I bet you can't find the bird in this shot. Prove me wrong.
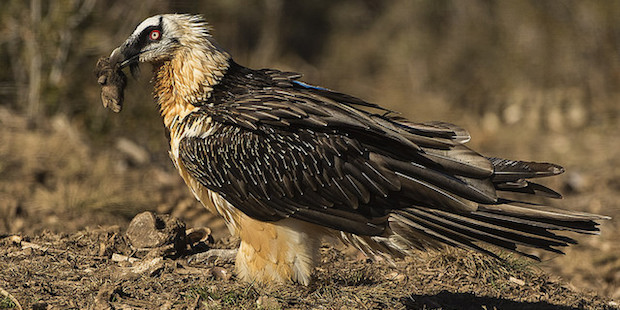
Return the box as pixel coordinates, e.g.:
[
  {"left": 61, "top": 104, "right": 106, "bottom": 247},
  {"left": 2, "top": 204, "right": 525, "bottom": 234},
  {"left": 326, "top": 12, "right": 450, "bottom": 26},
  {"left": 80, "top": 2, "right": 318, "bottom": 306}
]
[{"left": 106, "top": 14, "right": 609, "bottom": 285}]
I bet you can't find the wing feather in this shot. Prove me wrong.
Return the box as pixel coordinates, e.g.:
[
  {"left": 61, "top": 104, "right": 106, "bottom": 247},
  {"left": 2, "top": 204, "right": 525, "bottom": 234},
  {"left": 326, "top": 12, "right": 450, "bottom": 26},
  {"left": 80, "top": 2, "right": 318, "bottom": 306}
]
[
  {"left": 174, "top": 62, "right": 608, "bottom": 260},
  {"left": 178, "top": 101, "right": 507, "bottom": 236}
]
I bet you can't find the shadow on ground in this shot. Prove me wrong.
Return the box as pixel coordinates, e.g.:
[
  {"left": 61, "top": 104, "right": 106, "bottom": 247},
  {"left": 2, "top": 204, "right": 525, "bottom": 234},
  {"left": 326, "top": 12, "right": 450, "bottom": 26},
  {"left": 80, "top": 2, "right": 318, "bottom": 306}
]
[{"left": 406, "top": 290, "right": 608, "bottom": 310}]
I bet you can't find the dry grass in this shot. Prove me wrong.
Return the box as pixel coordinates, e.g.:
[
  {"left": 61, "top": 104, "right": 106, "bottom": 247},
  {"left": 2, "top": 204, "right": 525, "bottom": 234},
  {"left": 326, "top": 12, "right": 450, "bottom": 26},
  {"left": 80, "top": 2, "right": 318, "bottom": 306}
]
[{"left": 1, "top": 226, "right": 616, "bottom": 309}]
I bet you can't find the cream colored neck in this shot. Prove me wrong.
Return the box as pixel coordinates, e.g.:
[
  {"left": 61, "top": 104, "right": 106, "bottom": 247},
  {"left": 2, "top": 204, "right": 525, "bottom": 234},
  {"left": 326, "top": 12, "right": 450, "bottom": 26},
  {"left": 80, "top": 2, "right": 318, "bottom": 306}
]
[{"left": 152, "top": 43, "right": 230, "bottom": 129}]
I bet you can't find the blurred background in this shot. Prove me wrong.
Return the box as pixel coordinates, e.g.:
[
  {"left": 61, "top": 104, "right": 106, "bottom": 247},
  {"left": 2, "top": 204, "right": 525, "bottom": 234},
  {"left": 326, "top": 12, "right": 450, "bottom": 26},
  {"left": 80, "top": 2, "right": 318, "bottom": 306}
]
[{"left": 0, "top": 0, "right": 619, "bottom": 299}]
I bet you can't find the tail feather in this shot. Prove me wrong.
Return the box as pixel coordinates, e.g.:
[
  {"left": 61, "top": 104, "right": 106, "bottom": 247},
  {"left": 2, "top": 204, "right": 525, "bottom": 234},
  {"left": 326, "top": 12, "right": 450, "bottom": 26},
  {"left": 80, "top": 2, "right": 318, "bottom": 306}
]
[
  {"left": 475, "top": 204, "right": 608, "bottom": 234},
  {"left": 419, "top": 207, "right": 578, "bottom": 247},
  {"left": 489, "top": 157, "right": 564, "bottom": 182},
  {"left": 390, "top": 207, "right": 567, "bottom": 261},
  {"left": 389, "top": 211, "right": 506, "bottom": 259},
  {"left": 381, "top": 157, "right": 609, "bottom": 260},
  {"left": 495, "top": 180, "right": 563, "bottom": 199},
  {"left": 387, "top": 204, "right": 606, "bottom": 261},
  {"left": 345, "top": 150, "right": 609, "bottom": 262},
  {"left": 489, "top": 157, "right": 567, "bottom": 202}
]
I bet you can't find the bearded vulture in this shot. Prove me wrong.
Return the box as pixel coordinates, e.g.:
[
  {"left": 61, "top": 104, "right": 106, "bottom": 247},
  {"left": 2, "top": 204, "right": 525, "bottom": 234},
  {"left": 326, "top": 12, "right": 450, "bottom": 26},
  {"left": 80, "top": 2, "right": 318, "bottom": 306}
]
[{"left": 105, "top": 14, "right": 608, "bottom": 285}]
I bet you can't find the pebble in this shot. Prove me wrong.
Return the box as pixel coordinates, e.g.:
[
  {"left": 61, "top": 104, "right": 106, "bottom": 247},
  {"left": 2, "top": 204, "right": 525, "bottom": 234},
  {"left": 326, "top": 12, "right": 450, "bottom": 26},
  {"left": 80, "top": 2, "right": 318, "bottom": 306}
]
[
  {"left": 125, "top": 211, "right": 187, "bottom": 254},
  {"left": 256, "top": 295, "right": 280, "bottom": 309},
  {"left": 211, "top": 266, "right": 231, "bottom": 281}
]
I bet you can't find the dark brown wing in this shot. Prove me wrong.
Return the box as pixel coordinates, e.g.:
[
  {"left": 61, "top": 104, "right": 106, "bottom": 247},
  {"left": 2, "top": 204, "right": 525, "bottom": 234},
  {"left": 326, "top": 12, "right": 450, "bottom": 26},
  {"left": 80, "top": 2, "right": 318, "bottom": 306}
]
[
  {"left": 178, "top": 88, "right": 504, "bottom": 235},
  {"left": 179, "top": 66, "right": 608, "bottom": 259}
]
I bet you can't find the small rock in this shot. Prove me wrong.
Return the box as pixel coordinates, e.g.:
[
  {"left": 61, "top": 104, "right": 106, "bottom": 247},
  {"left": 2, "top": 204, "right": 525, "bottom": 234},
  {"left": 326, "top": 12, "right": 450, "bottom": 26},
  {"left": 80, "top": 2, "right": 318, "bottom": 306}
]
[
  {"left": 126, "top": 212, "right": 187, "bottom": 255},
  {"left": 211, "top": 266, "right": 231, "bottom": 281},
  {"left": 7, "top": 235, "right": 22, "bottom": 245},
  {"left": 256, "top": 295, "right": 280, "bottom": 309}
]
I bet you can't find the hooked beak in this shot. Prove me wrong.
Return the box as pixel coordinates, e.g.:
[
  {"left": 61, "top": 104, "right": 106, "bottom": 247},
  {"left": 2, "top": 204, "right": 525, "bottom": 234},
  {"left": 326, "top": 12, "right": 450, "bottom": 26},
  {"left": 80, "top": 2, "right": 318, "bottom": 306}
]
[
  {"left": 109, "top": 47, "right": 123, "bottom": 67},
  {"left": 110, "top": 46, "right": 134, "bottom": 69},
  {"left": 109, "top": 44, "right": 141, "bottom": 77}
]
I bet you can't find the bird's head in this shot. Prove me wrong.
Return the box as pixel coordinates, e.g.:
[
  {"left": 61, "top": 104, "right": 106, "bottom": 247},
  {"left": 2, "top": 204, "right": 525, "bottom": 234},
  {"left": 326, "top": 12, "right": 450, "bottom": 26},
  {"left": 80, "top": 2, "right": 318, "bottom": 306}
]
[{"left": 109, "top": 14, "right": 216, "bottom": 71}]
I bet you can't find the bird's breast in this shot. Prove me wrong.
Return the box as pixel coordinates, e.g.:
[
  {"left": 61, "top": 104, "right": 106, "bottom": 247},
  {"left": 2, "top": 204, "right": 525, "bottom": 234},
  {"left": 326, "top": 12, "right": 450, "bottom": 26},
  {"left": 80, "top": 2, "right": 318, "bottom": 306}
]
[{"left": 168, "top": 115, "right": 241, "bottom": 234}]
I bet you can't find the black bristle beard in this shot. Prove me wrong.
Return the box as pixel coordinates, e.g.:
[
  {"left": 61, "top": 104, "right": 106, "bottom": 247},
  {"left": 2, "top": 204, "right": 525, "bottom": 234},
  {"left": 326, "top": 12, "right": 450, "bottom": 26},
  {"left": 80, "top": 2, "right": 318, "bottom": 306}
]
[{"left": 130, "top": 63, "right": 141, "bottom": 79}]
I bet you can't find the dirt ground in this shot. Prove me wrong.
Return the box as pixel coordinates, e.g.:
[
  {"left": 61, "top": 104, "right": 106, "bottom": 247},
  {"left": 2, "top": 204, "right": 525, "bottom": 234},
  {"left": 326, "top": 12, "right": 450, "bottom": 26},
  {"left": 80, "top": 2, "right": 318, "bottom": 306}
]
[
  {"left": 0, "top": 108, "right": 619, "bottom": 309},
  {"left": 0, "top": 219, "right": 617, "bottom": 310}
]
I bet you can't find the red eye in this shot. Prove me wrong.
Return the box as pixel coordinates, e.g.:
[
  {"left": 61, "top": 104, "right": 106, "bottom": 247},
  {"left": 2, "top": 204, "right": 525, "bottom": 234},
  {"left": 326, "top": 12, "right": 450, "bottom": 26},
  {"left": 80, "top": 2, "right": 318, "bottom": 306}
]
[{"left": 149, "top": 30, "right": 161, "bottom": 41}]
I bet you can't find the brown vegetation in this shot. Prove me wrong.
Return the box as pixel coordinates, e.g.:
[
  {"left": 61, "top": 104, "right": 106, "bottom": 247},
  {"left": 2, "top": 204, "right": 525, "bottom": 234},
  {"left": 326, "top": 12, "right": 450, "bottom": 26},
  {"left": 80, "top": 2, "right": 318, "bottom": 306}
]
[{"left": 0, "top": 217, "right": 616, "bottom": 309}]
